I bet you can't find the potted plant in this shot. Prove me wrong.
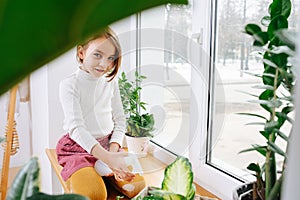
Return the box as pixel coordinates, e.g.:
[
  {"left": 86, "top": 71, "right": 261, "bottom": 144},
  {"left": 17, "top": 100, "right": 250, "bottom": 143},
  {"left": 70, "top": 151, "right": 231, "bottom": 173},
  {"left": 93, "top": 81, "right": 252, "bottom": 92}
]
[
  {"left": 234, "top": 0, "right": 296, "bottom": 199},
  {"left": 118, "top": 71, "right": 155, "bottom": 157},
  {"left": 133, "top": 156, "right": 218, "bottom": 200},
  {"left": 5, "top": 157, "right": 88, "bottom": 200}
]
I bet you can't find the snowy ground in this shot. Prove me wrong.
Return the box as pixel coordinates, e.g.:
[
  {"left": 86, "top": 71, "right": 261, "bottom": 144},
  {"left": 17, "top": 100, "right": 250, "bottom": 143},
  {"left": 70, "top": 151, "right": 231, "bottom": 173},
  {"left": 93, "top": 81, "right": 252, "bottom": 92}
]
[{"left": 151, "top": 59, "right": 290, "bottom": 178}]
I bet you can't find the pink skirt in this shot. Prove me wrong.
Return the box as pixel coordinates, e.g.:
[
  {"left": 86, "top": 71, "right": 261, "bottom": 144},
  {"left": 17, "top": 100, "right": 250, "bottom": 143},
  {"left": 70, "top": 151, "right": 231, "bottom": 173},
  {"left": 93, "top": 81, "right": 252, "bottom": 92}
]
[{"left": 56, "top": 133, "right": 111, "bottom": 181}]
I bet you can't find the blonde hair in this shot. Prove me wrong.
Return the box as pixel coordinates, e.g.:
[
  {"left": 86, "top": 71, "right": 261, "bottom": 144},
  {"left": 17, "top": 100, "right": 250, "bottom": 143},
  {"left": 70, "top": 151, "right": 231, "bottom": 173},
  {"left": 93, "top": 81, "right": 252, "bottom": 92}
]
[{"left": 77, "top": 27, "right": 122, "bottom": 81}]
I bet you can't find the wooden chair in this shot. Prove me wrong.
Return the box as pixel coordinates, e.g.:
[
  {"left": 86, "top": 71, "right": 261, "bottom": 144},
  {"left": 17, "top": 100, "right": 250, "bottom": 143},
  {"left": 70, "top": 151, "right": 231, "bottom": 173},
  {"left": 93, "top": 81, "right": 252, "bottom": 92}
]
[{"left": 45, "top": 148, "right": 71, "bottom": 193}]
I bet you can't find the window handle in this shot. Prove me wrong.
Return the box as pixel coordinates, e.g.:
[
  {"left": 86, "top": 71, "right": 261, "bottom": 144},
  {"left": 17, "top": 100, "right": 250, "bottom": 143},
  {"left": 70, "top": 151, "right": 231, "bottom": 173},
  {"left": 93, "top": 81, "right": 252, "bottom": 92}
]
[{"left": 192, "top": 28, "right": 203, "bottom": 45}]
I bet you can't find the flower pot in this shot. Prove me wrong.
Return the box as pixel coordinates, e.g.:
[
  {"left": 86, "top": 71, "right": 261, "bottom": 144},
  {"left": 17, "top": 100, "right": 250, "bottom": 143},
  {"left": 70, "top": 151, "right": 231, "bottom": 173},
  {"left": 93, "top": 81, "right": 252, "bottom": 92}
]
[{"left": 126, "top": 135, "right": 150, "bottom": 158}]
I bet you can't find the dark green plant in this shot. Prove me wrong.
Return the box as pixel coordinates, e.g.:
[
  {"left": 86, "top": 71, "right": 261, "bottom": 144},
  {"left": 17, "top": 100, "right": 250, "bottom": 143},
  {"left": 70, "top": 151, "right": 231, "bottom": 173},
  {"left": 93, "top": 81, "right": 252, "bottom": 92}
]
[
  {"left": 6, "top": 157, "right": 88, "bottom": 200},
  {"left": 240, "top": 0, "right": 296, "bottom": 199},
  {"left": 119, "top": 72, "right": 155, "bottom": 137},
  {"left": 0, "top": 0, "right": 187, "bottom": 96}
]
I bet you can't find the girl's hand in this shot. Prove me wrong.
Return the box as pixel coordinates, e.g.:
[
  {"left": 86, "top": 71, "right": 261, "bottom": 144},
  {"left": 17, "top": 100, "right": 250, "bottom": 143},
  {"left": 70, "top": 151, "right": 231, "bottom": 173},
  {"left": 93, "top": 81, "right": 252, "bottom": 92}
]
[
  {"left": 106, "top": 151, "right": 135, "bottom": 182},
  {"left": 109, "top": 142, "right": 120, "bottom": 152},
  {"left": 91, "top": 144, "right": 135, "bottom": 181}
]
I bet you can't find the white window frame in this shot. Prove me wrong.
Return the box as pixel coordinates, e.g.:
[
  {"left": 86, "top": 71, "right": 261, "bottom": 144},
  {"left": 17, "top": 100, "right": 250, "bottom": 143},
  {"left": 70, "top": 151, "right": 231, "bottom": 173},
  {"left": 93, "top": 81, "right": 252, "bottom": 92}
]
[{"left": 141, "top": 0, "right": 246, "bottom": 199}]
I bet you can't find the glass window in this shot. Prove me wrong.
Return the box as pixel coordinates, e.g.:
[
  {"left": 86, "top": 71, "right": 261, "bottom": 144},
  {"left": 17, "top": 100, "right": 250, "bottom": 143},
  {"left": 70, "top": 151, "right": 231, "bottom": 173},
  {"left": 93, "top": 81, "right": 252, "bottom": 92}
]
[
  {"left": 139, "top": 2, "right": 193, "bottom": 156},
  {"left": 208, "top": 0, "right": 299, "bottom": 179}
]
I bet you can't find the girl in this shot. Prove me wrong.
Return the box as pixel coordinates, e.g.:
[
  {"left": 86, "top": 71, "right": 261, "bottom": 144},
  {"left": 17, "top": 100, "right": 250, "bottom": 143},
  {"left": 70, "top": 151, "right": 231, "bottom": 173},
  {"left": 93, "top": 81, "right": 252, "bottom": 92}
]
[{"left": 56, "top": 27, "right": 141, "bottom": 199}]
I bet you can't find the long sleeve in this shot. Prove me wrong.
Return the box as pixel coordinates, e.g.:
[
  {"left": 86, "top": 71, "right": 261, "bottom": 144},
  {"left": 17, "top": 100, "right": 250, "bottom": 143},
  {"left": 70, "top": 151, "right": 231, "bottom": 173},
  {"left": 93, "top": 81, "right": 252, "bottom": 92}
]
[
  {"left": 110, "top": 80, "right": 126, "bottom": 146},
  {"left": 59, "top": 79, "right": 98, "bottom": 153}
]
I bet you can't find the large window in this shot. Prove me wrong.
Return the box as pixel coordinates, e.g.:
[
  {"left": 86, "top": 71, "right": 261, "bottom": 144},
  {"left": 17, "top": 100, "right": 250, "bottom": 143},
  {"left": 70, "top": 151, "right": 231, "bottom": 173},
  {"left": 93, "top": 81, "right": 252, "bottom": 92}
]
[
  {"left": 136, "top": 0, "right": 299, "bottom": 199},
  {"left": 208, "top": 0, "right": 299, "bottom": 179}
]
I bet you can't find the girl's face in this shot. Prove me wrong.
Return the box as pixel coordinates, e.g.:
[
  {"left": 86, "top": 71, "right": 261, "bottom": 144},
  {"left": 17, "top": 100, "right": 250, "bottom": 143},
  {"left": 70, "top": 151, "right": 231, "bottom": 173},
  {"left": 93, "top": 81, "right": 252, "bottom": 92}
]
[{"left": 77, "top": 36, "right": 116, "bottom": 78}]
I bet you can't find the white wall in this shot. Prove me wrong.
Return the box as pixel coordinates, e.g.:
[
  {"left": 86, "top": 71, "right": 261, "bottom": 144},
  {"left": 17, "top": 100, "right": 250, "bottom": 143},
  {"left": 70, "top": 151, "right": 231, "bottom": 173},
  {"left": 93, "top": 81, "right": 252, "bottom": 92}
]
[{"left": 30, "top": 50, "right": 77, "bottom": 193}]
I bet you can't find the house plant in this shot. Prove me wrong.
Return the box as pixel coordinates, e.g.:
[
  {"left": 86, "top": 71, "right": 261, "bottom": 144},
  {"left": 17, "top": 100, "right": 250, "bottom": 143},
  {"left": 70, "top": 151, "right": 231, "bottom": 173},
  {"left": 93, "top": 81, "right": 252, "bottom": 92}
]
[
  {"left": 118, "top": 71, "right": 155, "bottom": 157},
  {"left": 5, "top": 157, "right": 88, "bottom": 200},
  {"left": 133, "top": 156, "right": 218, "bottom": 200},
  {"left": 235, "top": 0, "right": 296, "bottom": 199},
  {"left": 133, "top": 156, "right": 196, "bottom": 200}
]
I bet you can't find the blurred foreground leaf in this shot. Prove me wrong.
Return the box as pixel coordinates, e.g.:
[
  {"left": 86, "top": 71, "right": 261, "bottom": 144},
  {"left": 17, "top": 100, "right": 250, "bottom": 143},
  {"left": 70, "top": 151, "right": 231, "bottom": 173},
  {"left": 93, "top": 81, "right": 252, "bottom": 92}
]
[{"left": 0, "top": 0, "right": 187, "bottom": 95}]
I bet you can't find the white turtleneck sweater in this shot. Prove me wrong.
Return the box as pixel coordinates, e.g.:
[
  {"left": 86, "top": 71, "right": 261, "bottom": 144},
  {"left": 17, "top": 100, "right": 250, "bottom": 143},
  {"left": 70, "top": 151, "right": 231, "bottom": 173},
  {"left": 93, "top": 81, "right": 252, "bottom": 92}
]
[{"left": 59, "top": 69, "right": 126, "bottom": 153}]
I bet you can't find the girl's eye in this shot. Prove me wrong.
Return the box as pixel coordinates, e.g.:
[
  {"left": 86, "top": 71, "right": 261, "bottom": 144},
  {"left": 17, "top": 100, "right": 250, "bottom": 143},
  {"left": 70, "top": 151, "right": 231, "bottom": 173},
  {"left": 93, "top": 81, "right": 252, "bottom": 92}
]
[
  {"left": 94, "top": 53, "right": 101, "bottom": 58},
  {"left": 108, "top": 57, "right": 115, "bottom": 61}
]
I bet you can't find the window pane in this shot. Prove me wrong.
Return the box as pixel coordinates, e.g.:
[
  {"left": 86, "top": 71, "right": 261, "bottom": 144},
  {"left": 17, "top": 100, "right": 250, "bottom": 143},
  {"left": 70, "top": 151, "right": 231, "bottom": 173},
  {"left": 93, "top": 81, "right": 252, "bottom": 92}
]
[
  {"left": 209, "top": 0, "right": 298, "bottom": 178},
  {"left": 139, "top": 3, "right": 193, "bottom": 155}
]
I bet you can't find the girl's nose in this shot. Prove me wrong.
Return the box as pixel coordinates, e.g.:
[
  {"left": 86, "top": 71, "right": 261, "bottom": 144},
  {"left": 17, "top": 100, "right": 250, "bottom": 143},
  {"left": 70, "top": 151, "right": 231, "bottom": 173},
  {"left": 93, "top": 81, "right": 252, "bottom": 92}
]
[{"left": 99, "top": 60, "right": 108, "bottom": 68}]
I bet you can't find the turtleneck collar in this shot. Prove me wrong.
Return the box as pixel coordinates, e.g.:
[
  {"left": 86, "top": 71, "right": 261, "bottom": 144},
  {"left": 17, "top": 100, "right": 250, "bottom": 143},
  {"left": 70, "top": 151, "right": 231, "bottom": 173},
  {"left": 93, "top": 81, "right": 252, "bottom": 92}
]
[{"left": 76, "top": 68, "right": 101, "bottom": 81}]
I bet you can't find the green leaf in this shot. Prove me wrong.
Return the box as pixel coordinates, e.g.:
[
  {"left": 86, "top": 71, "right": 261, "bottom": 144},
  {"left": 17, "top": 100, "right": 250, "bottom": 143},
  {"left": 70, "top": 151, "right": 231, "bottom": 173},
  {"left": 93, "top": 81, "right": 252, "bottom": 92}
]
[
  {"left": 252, "top": 85, "right": 274, "bottom": 90},
  {"left": 242, "top": 71, "right": 275, "bottom": 79},
  {"left": 262, "top": 59, "right": 278, "bottom": 69},
  {"left": 148, "top": 189, "right": 187, "bottom": 200},
  {"left": 0, "top": 0, "right": 188, "bottom": 95},
  {"left": 245, "top": 122, "right": 265, "bottom": 126},
  {"left": 260, "top": 130, "right": 270, "bottom": 140},
  {"left": 268, "top": 141, "right": 286, "bottom": 157},
  {"left": 258, "top": 90, "right": 275, "bottom": 112},
  {"left": 186, "top": 184, "right": 196, "bottom": 200},
  {"left": 248, "top": 99, "right": 282, "bottom": 108},
  {"left": 276, "top": 112, "right": 294, "bottom": 124},
  {"left": 6, "top": 157, "right": 40, "bottom": 200},
  {"left": 235, "top": 90, "right": 258, "bottom": 98},
  {"left": 239, "top": 145, "right": 267, "bottom": 157},
  {"left": 270, "top": 0, "right": 291, "bottom": 19},
  {"left": 245, "top": 24, "right": 262, "bottom": 35},
  {"left": 265, "top": 121, "right": 278, "bottom": 130},
  {"left": 273, "top": 129, "right": 289, "bottom": 141},
  {"left": 247, "top": 163, "right": 261, "bottom": 174},
  {"left": 270, "top": 46, "right": 295, "bottom": 56},
  {"left": 27, "top": 192, "right": 89, "bottom": 200},
  {"left": 236, "top": 113, "right": 267, "bottom": 120},
  {"left": 253, "top": 31, "right": 269, "bottom": 46},
  {"left": 268, "top": 15, "right": 288, "bottom": 39},
  {"left": 162, "top": 157, "right": 193, "bottom": 198}
]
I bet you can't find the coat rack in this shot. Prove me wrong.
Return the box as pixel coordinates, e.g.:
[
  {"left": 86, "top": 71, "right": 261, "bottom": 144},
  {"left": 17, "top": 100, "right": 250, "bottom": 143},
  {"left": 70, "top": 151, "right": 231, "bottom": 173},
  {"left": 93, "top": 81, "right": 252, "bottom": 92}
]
[{"left": 1, "top": 85, "right": 19, "bottom": 200}]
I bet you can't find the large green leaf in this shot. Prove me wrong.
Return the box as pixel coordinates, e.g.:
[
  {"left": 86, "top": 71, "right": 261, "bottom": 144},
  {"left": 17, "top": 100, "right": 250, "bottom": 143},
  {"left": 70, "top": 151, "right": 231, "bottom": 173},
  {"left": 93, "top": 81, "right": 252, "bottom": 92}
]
[
  {"left": 0, "top": 0, "right": 187, "bottom": 95},
  {"left": 6, "top": 157, "right": 40, "bottom": 200},
  {"left": 270, "top": 0, "right": 291, "bottom": 19},
  {"left": 268, "top": 15, "right": 288, "bottom": 40},
  {"left": 161, "top": 157, "right": 193, "bottom": 198}
]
